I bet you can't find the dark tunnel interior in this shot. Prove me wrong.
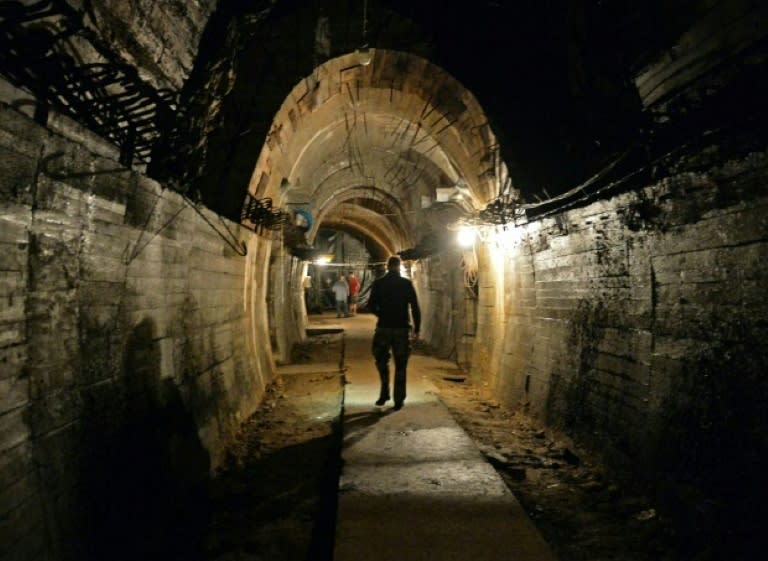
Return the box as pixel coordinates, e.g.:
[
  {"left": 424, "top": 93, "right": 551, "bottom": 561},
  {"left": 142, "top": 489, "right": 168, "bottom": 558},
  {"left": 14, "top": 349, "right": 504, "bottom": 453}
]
[{"left": 1, "top": 1, "right": 768, "bottom": 560}]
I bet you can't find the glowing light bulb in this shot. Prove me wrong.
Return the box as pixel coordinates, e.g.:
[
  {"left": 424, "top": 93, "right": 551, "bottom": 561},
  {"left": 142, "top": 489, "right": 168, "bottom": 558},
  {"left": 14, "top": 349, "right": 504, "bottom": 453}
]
[
  {"left": 356, "top": 47, "right": 372, "bottom": 66},
  {"left": 457, "top": 227, "right": 476, "bottom": 248}
]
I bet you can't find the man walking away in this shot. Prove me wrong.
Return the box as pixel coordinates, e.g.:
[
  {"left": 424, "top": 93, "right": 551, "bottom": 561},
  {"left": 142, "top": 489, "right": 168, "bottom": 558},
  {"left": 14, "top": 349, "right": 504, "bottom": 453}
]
[
  {"left": 368, "top": 256, "right": 421, "bottom": 410},
  {"left": 332, "top": 274, "right": 350, "bottom": 318}
]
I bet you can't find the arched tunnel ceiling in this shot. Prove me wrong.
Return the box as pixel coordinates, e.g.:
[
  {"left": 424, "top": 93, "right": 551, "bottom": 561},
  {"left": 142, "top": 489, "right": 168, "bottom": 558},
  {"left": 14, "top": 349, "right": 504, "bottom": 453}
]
[
  {"left": 150, "top": 0, "right": 702, "bottom": 223},
  {"left": 320, "top": 203, "right": 400, "bottom": 260},
  {"left": 311, "top": 186, "right": 410, "bottom": 251},
  {"left": 285, "top": 98, "right": 474, "bottom": 249},
  {"left": 291, "top": 112, "right": 458, "bottom": 201},
  {"left": 240, "top": 49, "right": 500, "bottom": 254}
]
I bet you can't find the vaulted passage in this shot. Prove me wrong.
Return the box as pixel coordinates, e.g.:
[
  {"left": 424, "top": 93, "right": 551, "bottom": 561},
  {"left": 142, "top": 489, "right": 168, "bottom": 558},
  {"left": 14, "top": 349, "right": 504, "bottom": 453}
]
[{"left": 1, "top": 1, "right": 767, "bottom": 560}]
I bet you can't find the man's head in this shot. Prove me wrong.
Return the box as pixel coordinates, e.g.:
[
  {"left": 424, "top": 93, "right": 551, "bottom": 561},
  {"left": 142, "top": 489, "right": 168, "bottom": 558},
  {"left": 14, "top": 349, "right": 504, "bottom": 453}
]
[{"left": 387, "top": 256, "right": 401, "bottom": 272}]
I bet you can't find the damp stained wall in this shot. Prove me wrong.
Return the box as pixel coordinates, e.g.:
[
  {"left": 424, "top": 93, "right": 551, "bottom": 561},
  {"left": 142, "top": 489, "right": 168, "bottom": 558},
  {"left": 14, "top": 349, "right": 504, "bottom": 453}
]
[
  {"left": 0, "top": 94, "right": 272, "bottom": 560},
  {"left": 459, "top": 146, "right": 768, "bottom": 535}
]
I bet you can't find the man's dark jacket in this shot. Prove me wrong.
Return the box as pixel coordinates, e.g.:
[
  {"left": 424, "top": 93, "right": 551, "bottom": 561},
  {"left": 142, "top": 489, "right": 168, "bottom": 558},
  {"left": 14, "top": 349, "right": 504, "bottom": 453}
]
[{"left": 368, "top": 271, "right": 421, "bottom": 333}]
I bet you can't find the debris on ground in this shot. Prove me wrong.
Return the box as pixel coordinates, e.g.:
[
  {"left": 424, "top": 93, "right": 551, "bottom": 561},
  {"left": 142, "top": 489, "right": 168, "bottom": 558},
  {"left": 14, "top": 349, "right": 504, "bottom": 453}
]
[
  {"left": 427, "top": 371, "right": 684, "bottom": 561},
  {"left": 207, "top": 328, "right": 688, "bottom": 561},
  {"left": 206, "top": 370, "right": 343, "bottom": 561}
]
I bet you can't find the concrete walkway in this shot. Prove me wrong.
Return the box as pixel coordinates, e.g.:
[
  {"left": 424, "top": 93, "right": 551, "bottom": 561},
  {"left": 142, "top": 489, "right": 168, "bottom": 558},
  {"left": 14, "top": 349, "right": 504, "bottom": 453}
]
[{"left": 309, "top": 313, "right": 557, "bottom": 561}]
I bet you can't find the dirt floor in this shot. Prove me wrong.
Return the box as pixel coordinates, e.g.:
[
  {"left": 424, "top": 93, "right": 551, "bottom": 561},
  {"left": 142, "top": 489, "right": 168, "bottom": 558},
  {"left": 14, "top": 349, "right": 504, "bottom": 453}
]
[
  {"left": 204, "top": 334, "right": 345, "bottom": 561},
  {"left": 203, "top": 332, "right": 689, "bottom": 561}
]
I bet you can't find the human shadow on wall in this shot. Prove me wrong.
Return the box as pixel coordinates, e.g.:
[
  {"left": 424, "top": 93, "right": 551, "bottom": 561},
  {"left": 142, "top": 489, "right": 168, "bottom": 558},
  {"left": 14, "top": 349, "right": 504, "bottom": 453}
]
[{"left": 80, "top": 317, "right": 210, "bottom": 561}]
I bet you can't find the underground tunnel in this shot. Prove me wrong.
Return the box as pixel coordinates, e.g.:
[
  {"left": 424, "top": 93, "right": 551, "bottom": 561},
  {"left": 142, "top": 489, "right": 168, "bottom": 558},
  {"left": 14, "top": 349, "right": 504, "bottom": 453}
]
[{"left": 1, "top": 0, "right": 767, "bottom": 560}]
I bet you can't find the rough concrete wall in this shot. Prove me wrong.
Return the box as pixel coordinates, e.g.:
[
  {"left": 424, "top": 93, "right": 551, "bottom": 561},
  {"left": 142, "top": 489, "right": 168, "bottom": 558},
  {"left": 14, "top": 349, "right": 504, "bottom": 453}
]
[
  {"left": 471, "top": 146, "right": 768, "bottom": 535},
  {"left": 85, "top": 0, "right": 218, "bottom": 89},
  {"left": 0, "top": 99, "right": 269, "bottom": 560},
  {"left": 415, "top": 251, "right": 467, "bottom": 363},
  {"left": 470, "top": 243, "right": 508, "bottom": 389},
  {"left": 268, "top": 248, "right": 307, "bottom": 364}
]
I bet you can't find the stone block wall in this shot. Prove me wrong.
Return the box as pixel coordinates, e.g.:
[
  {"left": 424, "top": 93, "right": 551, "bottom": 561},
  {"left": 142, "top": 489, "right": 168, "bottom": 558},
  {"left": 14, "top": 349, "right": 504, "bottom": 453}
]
[
  {"left": 0, "top": 99, "right": 270, "bottom": 560},
  {"left": 466, "top": 145, "right": 768, "bottom": 540}
]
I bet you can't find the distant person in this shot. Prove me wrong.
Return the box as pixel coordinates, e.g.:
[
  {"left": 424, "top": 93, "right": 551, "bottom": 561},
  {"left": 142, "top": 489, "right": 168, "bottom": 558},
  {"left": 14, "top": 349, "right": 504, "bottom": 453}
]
[
  {"left": 347, "top": 272, "right": 361, "bottom": 315},
  {"left": 368, "top": 256, "right": 421, "bottom": 410},
  {"left": 332, "top": 274, "right": 350, "bottom": 318}
]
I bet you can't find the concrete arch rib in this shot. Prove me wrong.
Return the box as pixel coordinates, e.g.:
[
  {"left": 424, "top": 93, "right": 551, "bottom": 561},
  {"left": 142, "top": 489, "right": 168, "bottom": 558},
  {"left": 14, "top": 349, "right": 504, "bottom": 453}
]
[
  {"left": 320, "top": 204, "right": 397, "bottom": 261},
  {"left": 312, "top": 185, "right": 410, "bottom": 247},
  {"left": 245, "top": 49, "right": 507, "bottom": 229}
]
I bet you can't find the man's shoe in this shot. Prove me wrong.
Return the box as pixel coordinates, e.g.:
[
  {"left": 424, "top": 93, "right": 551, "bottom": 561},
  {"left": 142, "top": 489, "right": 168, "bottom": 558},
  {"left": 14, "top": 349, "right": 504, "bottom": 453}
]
[
  {"left": 393, "top": 402, "right": 403, "bottom": 411},
  {"left": 375, "top": 396, "right": 389, "bottom": 406}
]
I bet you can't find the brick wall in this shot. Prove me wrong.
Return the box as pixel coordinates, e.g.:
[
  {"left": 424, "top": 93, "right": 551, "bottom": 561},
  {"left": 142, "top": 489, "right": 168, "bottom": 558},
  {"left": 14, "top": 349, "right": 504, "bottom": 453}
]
[{"left": 0, "top": 100, "right": 271, "bottom": 560}]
